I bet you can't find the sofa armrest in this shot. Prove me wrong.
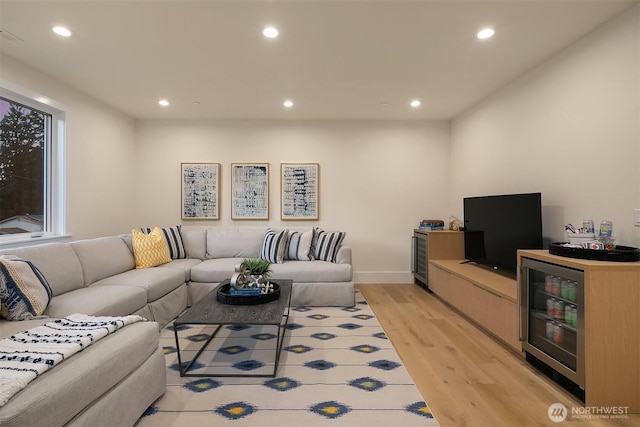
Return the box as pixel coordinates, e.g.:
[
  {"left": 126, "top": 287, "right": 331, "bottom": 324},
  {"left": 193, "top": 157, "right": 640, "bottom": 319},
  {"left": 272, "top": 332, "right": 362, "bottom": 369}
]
[{"left": 335, "top": 246, "right": 352, "bottom": 265}]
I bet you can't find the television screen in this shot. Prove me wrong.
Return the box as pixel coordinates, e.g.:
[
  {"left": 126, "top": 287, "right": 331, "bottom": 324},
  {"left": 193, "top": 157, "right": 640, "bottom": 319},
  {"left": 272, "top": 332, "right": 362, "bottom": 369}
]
[{"left": 463, "top": 192, "right": 543, "bottom": 275}]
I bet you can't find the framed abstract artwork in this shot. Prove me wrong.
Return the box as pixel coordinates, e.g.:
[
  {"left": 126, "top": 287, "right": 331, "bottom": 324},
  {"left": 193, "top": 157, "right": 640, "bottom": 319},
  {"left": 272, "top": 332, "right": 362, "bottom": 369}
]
[
  {"left": 281, "top": 163, "right": 319, "bottom": 220},
  {"left": 231, "top": 163, "right": 269, "bottom": 220},
  {"left": 181, "top": 163, "right": 220, "bottom": 219}
]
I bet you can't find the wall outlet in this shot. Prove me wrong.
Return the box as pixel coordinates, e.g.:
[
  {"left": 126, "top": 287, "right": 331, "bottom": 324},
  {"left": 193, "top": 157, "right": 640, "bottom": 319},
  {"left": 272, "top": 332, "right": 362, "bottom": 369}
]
[{"left": 635, "top": 209, "right": 640, "bottom": 227}]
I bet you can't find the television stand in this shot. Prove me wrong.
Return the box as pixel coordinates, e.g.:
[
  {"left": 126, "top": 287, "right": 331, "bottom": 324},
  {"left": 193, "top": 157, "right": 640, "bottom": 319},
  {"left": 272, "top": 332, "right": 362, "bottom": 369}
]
[{"left": 428, "top": 259, "right": 521, "bottom": 353}]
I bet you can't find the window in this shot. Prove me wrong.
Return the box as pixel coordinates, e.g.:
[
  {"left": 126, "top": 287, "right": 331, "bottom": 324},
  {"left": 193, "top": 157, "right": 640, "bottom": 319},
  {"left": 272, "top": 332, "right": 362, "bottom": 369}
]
[{"left": 0, "top": 88, "right": 65, "bottom": 242}]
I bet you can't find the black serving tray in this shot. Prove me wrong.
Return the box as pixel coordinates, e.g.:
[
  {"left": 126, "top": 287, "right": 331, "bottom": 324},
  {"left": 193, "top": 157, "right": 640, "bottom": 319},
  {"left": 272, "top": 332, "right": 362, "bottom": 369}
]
[
  {"left": 216, "top": 283, "right": 281, "bottom": 305},
  {"left": 549, "top": 242, "right": 640, "bottom": 262}
]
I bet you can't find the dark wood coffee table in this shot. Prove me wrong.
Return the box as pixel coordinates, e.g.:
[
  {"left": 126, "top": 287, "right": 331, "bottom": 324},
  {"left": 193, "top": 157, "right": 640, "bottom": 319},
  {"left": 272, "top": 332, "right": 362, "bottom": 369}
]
[{"left": 173, "top": 279, "right": 292, "bottom": 378}]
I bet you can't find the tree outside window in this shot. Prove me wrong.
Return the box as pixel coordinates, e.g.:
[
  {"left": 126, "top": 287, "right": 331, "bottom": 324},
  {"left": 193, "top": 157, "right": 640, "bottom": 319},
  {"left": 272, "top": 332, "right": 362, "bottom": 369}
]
[{"left": 0, "top": 97, "right": 50, "bottom": 235}]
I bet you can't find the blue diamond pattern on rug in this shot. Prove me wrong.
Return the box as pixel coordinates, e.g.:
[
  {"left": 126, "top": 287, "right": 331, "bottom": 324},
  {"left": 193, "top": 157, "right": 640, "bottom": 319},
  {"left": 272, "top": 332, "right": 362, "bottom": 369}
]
[
  {"left": 284, "top": 344, "right": 313, "bottom": 354},
  {"left": 219, "top": 345, "right": 248, "bottom": 355},
  {"left": 351, "top": 344, "right": 380, "bottom": 353},
  {"left": 233, "top": 359, "right": 265, "bottom": 371},
  {"left": 284, "top": 322, "right": 304, "bottom": 330},
  {"left": 304, "top": 359, "right": 336, "bottom": 370},
  {"left": 405, "top": 401, "right": 435, "bottom": 418},
  {"left": 310, "top": 400, "right": 351, "bottom": 419},
  {"left": 308, "top": 314, "right": 329, "bottom": 320},
  {"left": 348, "top": 376, "right": 386, "bottom": 392},
  {"left": 183, "top": 378, "right": 222, "bottom": 393},
  {"left": 162, "top": 346, "right": 176, "bottom": 355},
  {"left": 251, "top": 332, "right": 277, "bottom": 340},
  {"left": 353, "top": 314, "right": 374, "bottom": 320},
  {"left": 264, "top": 377, "right": 301, "bottom": 392},
  {"left": 186, "top": 333, "right": 210, "bottom": 342},
  {"left": 226, "top": 324, "right": 251, "bottom": 331},
  {"left": 214, "top": 401, "right": 257, "bottom": 420},
  {"left": 137, "top": 289, "right": 440, "bottom": 427},
  {"left": 310, "top": 332, "right": 336, "bottom": 340},
  {"left": 369, "top": 359, "right": 401, "bottom": 370},
  {"left": 337, "top": 322, "right": 362, "bottom": 330}
]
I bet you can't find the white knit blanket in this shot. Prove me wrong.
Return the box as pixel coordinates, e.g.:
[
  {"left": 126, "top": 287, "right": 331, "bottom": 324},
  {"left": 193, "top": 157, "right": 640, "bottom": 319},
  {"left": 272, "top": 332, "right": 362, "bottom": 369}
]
[{"left": 0, "top": 313, "right": 143, "bottom": 407}]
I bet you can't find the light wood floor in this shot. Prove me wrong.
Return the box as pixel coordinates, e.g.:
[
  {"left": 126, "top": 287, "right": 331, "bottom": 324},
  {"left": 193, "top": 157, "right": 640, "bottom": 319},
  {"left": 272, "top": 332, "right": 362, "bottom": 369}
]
[{"left": 357, "top": 283, "right": 639, "bottom": 427}]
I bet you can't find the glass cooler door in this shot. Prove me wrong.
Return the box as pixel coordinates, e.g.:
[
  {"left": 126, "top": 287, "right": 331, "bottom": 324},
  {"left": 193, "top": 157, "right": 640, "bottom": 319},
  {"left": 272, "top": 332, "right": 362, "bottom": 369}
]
[{"left": 521, "top": 258, "right": 584, "bottom": 378}]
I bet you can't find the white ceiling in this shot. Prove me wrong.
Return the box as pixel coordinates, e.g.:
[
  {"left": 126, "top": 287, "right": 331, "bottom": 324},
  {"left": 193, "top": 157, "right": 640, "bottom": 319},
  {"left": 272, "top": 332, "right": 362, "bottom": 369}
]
[{"left": 0, "top": 0, "right": 637, "bottom": 120}]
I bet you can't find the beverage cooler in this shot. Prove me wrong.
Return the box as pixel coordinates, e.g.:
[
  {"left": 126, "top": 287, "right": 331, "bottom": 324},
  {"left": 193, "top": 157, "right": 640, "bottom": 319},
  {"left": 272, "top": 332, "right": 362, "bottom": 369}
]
[{"left": 519, "top": 257, "right": 585, "bottom": 394}]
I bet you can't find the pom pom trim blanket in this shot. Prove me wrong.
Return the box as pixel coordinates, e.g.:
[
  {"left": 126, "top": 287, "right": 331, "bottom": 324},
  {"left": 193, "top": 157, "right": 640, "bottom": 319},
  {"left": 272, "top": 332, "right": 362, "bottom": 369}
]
[{"left": 0, "top": 313, "right": 144, "bottom": 406}]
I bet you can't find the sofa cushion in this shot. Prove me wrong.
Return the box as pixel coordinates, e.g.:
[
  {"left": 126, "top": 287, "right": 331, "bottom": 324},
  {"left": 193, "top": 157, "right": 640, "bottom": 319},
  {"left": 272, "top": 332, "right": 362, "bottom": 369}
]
[
  {"left": 190, "top": 258, "right": 244, "bottom": 283},
  {"left": 181, "top": 229, "right": 207, "bottom": 259},
  {"left": 270, "top": 260, "right": 352, "bottom": 283},
  {"left": 0, "top": 320, "right": 159, "bottom": 427},
  {"left": 91, "top": 267, "right": 184, "bottom": 302},
  {"left": 206, "top": 227, "right": 264, "bottom": 259},
  {"left": 2, "top": 243, "right": 84, "bottom": 296},
  {"left": 44, "top": 286, "right": 147, "bottom": 318},
  {"left": 70, "top": 237, "right": 135, "bottom": 286},
  {"left": 285, "top": 229, "right": 314, "bottom": 261},
  {"left": 140, "top": 225, "right": 186, "bottom": 260},
  {"left": 0, "top": 255, "right": 52, "bottom": 320},
  {"left": 157, "top": 258, "right": 202, "bottom": 282},
  {"left": 132, "top": 227, "right": 171, "bottom": 269},
  {"left": 260, "top": 229, "right": 287, "bottom": 264},
  {"left": 314, "top": 230, "right": 346, "bottom": 262}
]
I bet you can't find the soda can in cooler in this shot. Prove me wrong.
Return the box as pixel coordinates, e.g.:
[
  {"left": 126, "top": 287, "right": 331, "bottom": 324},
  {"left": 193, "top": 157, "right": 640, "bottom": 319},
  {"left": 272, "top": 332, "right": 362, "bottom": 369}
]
[
  {"left": 547, "top": 298, "right": 555, "bottom": 316},
  {"left": 554, "top": 300, "right": 565, "bottom": 320},
  {"left": 546, "top": 321, "right": 554, "bottom": 340},
  {"left": 553, "top": 324, "right": 563, "bottom": 343}
]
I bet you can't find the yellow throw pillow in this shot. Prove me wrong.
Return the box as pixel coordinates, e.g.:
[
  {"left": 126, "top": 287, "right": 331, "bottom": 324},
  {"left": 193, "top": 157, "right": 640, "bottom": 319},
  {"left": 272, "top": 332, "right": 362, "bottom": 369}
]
[{"left": 132, "top": 226, "right": 171, "bottom": 269}]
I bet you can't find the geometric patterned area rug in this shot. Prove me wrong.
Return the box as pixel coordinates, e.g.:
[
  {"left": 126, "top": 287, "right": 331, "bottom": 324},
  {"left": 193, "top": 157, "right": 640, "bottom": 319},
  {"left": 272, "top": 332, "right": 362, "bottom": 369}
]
[{"left": 136, "top": 290, "right": 439, "bottom": 426}]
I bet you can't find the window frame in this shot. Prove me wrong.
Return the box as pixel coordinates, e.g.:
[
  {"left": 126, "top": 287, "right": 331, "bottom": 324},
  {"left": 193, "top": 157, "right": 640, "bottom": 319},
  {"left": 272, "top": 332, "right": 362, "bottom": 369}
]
[{"left": 0, "top": 86, "right": 66, "bottom": 247}]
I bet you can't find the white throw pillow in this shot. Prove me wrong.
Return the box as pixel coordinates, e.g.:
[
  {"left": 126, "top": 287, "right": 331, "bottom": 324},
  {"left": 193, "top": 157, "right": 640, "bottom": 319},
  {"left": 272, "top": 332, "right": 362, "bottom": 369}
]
[{"left": 285, "top": 229, "right": 314, "bottom": 261}]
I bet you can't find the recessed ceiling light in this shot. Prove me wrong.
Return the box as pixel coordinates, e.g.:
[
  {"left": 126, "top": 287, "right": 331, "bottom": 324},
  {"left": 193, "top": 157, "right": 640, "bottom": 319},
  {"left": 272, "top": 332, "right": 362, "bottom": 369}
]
[
  {"left": 158, "top": 99, "right": 170, "bottom": 107},
  {"left": 283, "top": 100, "right": 294, "bottom": 108},
  {"left": 263, "top": 26, "right": 279, "bottom": 39},
  {"left": 410, "top": 100, "right": 421, "bottom": 108},
  {"left": 477, "top": 28, "right": 495, "bottom": 39},
  {"left": 52, "top": 26, "right": 72, "bottom": 37}
]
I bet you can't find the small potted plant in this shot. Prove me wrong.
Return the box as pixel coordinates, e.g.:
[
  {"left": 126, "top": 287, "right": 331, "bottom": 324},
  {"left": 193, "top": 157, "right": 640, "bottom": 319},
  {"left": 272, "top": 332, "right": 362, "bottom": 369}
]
[{"left": 242, "top": 258, "right": 272, "bottom": 288}]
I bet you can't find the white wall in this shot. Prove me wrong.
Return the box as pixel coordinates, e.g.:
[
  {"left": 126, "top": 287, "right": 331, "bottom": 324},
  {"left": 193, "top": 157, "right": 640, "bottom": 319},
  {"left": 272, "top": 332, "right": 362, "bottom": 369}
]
[
  {"left": 134, "top": 120, "right": 451, "bottom": 282},
  {"left": 3, "top": 5, "right": 637, "bottom": 280},
  {"left": 450, "top": 6, "right": 640, "bottom": 248},
  {"left": 0, "top": 54, "right": 138, "bottom": 240}
]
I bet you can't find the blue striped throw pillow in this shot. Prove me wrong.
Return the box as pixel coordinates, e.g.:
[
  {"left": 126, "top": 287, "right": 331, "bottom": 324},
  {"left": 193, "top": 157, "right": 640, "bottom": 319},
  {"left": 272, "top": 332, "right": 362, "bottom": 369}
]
[
  {"left": 0, "top": 255, "right": 52, "bottom": 320},
  {"left": 285, "top": 229, "right": 314, "bottom": 261},
  {"left": 314, "top": 230, "right": 346, "bottom": 263},
  {"left": 140, "top": 225, "right": 186, "bottom": 260},
  {"left": 260, "top": 229, "right": 288, "bottom": 264}
]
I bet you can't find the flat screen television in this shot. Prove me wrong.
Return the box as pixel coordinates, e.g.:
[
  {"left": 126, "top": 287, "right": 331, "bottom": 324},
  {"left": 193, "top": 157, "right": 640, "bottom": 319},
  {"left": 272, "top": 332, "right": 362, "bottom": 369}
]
[{"left": 463, "top": 192, "right": 543, "bottom": 276}]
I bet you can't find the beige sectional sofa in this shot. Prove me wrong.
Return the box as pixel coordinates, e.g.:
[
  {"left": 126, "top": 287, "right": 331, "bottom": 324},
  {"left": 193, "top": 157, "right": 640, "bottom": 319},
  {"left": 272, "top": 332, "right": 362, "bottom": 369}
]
[{"left": 0, "top": 225, "right": 353, "bottom": 426}]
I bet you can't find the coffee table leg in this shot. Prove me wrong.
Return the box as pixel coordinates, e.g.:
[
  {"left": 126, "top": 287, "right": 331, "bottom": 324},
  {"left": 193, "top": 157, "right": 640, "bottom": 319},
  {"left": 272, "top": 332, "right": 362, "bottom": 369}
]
[
  {"left": 175, "top": 324, "right": 223, "bottom": 377},
  {"left": 273, "top": 311, "right": 290, "bottom": 377}
]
